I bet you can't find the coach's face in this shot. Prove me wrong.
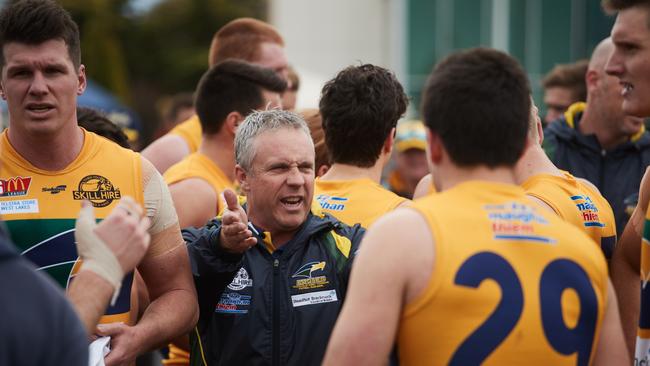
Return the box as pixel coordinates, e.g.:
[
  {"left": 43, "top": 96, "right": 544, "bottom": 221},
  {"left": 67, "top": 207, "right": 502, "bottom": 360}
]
[{"left": 239, "top": 127, "right": 315, "bottom": 245}]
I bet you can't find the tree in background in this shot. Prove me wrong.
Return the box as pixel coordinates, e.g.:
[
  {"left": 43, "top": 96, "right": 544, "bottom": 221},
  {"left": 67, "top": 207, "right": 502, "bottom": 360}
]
[{"left": 60, "top": 0, "right": 266, "bottom": 146}]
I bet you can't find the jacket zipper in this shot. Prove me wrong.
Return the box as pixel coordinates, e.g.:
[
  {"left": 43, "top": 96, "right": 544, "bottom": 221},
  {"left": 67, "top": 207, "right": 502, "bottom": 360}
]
[{"left": 272, "top": 257, "right": 280, "bottom": 366}]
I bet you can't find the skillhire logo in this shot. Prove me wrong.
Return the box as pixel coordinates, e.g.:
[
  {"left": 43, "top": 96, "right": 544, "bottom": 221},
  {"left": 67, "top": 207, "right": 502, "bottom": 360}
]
[
  {"left": 0, "top": 176, "right": 32, "bottom": 197},
  {"left": 73, "top": 175, "right": 121, "bottom": 208}
]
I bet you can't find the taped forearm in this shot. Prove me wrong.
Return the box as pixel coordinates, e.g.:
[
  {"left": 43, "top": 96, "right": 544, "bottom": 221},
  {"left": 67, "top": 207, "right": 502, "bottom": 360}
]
[{"left": 75, "top": 202, "right": 123, "bottom": 304}]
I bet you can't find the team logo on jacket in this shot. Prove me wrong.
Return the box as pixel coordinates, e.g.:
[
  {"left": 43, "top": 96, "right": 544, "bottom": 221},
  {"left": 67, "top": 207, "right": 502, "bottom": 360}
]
[
  {"left": 73, "top": 175, "right": 121, "bottom": 207},
  {"left": 571, "top": 195, "right": 604, "bottom": 228},
  {"left": 227, "top": 267, "right": 253, "bottom": 291},
  {"left": 292, "top": 261, "right": 329, "bottom": 290},
  {"left": 0, "top": 176, "right": 31, "bottom": 197},
  {"left": 316, "top": 194, "right": 347, "bottom": 211}
]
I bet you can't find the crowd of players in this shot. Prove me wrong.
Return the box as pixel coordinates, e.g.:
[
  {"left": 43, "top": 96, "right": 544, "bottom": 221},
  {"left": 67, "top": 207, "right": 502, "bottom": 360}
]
[{"left": 2, "top": 0, "right": 650, "bottom": 365}]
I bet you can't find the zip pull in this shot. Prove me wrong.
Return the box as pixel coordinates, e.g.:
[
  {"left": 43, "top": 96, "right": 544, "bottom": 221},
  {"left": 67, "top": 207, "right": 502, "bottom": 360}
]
[{"left": 273, "top": 258, "right": 279, "bottom": 267}]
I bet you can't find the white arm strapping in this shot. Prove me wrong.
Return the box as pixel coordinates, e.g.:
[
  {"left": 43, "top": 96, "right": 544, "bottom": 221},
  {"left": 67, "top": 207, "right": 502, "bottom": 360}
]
[{"left": 75, "top": 203, "right": 123, "bottom": 305}]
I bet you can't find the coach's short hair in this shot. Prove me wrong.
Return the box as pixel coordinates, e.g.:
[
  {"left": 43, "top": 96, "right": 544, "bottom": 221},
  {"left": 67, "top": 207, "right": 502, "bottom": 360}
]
[{"left": 235, "top": 109, "right": 311, "bottom": 171}]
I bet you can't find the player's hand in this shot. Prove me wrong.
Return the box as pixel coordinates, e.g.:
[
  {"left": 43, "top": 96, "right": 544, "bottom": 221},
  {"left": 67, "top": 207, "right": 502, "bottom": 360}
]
[
  {"left": 75, "top": 196, "right": 151, "bottom": 292},
  {"left": 218, "top": 189, "right": 257, "bottom": 253},
  {"left": 95, "top": 196, "right": 151, "bottom": 273},
  {"left": 96, "top": 322, "right": 141, "bottom": 366}
]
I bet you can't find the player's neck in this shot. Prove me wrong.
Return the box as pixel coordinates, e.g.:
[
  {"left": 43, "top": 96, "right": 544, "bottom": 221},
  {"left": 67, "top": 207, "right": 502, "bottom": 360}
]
[
  {"left": 7, "top": 124, "right": 84, "bottom": 171},
  {"left": 437, "top": 164, "right": 518, "bottom": 192},
  {"left": 319, "top": 162, "right": 383, "bottom": 183},
  {"left": 513, "top": 144, "right": 562, "bottom": 184},
  {"left": 199, "top": 134, "right": 236, "bottom": 181}
]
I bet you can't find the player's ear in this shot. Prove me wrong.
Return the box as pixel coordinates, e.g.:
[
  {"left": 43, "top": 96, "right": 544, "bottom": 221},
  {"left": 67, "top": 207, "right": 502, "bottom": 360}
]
[
  {"left": 426, "top": 129, "right": 443, "bottom": 164},
  {"left": 383, "top": 127, "right": 396, "bottom": 155},
  {"left": 224, "top": 112, "right": 244, "bottom": 136},
  {"left": 76, "top": 64, "right": 87, "bottom": 95}
]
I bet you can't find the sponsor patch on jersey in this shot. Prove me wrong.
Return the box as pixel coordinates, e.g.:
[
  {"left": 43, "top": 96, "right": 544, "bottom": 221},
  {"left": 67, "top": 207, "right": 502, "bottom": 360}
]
[
  {"left": 0, "top": 198, "right": 38, "bottom": 214},
  {"left": 42, "top": 185, "right": 67, "bottom": 194},
  {"left": 316, "top": 194, "right": 347, "bottom": 211},
  {"left": 227, "top": 267, "right": 253, "bottom": 291},
  {"left": 291, "top": 289, "right": 338, "bottom": 307},
  {"left": 571, "top": 195, "right": 605, "bottom": 228},
  {"left": 215, "top": 292, "right": 251, "bottom": 314},
  {"left": 292, "top": 261, "right": 329, "bottom": 290},
  {"left": 0, "top": 176, "right": 32, "bottom": 197},
  {"left": 73, "top": 175, "right": 121, "bottom": 207},
  {"left": 485, "top": 201, "right": 556, "bottom": 244}
]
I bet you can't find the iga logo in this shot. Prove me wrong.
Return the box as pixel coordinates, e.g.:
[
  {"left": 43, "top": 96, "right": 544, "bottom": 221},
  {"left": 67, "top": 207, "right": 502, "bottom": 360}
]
[
  {"left": 227, "top": 268, "right": 253, "bottom": 291},
  {"left": 0, "top": 176, "right": 32, "bottom": 197}
]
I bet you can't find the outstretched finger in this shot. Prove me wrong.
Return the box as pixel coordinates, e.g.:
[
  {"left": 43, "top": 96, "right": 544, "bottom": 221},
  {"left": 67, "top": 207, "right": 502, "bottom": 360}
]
[
  {"left": 75, "top": 200, "right": 96, "bottom": 233},
  {"left": 223, "top": 189, "right": 239, "bottom": 211}
]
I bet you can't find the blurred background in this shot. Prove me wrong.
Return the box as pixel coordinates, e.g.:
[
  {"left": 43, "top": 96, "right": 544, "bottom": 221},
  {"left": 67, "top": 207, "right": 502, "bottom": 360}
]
[{"left": 0, "top": 0, "right": 615, "bottom": 148}]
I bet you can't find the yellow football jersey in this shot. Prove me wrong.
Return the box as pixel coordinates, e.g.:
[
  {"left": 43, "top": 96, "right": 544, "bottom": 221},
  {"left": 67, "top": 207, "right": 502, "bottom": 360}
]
[
  {"left": 636, "top": 207, "right": 650, "bottom": 363},
  {"left": 400, "top": 181, "right": 608, "bottom": 365},
  {"left": 522, "top": 171, "right": 616, "bottom": 258},
  {"left": 168, "top": 115, "right": 202, "bottom": 153},
  {"left": 314, "top": 178, "right": 407, "bottom": 228},
  {"left": 0, "top": 129, "right": 144, "bottom": 324},
  {"left": 164, "top": 152, "right": 235, "bottom": 215}
]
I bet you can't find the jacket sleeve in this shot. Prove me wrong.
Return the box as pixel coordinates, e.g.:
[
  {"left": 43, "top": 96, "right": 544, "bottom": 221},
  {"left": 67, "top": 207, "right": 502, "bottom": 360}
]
[
  {"left": 336, "top": 223, "right": 365, "bottom": 298},
  {"left": 183, "top": 219, "right": 244, "bottom": 326}
]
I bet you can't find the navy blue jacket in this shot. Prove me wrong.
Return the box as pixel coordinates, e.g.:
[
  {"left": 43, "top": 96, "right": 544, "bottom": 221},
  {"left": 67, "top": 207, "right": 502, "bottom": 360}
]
[
  {"left": 0, "top": 227, "right": 88, "bottom": 365},
  {"left": 544, "top": 105, "right": 650, "bottom": 234},
  {"left": 185, "top": 212, "right": 364, "bottom": 366}
]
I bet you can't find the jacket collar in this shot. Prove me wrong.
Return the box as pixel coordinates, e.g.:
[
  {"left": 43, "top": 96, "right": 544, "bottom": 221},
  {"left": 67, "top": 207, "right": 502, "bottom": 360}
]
[{"left": 563, "top": 102, "right": 647, "bottom": 143}]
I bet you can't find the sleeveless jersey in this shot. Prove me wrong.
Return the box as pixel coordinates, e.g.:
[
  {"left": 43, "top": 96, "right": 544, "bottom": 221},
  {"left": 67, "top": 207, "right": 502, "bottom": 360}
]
[
  {"left": 0, "top": 129, "right": 144, "bottom": 324},
  {"left": 400, "top": 181, "right": 608, "bottom": 365},
  {"left": 521, "top": 171, "right": 616, "bottom": 258},
  {"left": 314, "top": 178, "right": 407, "bottom": 228},
  {"left": 636, "top": 207, "right": 650, "bottom": 362},
  {"left": 164, "top": 152, "right": 234, "bottom": 215},
  {"left": 168, "top": 115, "right": 202, "bottom": 153}
]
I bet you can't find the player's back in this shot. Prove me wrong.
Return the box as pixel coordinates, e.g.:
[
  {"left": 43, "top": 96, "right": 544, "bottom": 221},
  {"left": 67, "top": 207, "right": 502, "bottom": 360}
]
[
  {"left": 400, "top": 180, "right": 608, "bottom": 365},
  {"left": 167, "top": 115, "right": 202, "bottom": 153},
  {"left": 314, "top": 178, "right": 407, "bottom": 228},
  {"left": 522, "top": 171, "right": 616, "bottom": 258},
  {"left": 164, "top": 152, "right": 234, "bottom": 214}
]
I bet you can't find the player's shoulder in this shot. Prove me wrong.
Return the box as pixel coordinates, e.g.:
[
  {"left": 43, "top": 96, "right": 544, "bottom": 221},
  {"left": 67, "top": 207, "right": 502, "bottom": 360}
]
[{"left": 367, "top": 207, "right": 432, "bottom": 248}]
